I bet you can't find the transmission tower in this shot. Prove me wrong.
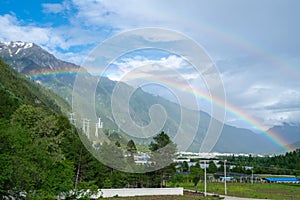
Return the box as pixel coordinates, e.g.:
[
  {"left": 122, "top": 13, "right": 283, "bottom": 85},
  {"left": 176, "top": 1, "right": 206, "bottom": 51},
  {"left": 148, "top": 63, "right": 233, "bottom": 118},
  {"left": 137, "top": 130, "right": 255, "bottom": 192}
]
[{"left": 95, "top": 118, "right": 103, "bottom": 138}]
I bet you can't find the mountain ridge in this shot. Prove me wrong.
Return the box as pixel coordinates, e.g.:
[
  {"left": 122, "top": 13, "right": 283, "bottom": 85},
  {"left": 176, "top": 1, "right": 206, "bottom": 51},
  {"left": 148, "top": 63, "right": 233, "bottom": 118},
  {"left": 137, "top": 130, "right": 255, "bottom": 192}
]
[
  {"left": 1, "top": 41, "right": 298, "bottom": 154},
  {"left": 0, "top": 41, "right": 79, "bottom": 73},
  {"left": 267, "top": 123, "right": 300, "bottom": 144},
  {"left": 0, "top": 41, "right": 80, "bottom": 103}
]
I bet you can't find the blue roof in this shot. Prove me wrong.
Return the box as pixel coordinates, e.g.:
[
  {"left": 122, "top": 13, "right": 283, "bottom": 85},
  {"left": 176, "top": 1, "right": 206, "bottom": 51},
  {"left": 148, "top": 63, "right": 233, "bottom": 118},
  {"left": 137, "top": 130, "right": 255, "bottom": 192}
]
[{"left": 265, "top": 177, "right": 300, "bottom": 182}]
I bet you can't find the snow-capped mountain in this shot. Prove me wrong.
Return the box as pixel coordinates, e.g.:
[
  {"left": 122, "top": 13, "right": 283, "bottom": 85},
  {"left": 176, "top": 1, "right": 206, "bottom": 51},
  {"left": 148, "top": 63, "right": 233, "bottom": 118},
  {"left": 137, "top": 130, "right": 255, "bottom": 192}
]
[
  {"left": 0, "top": 41, "right": 80, "bottom": 103},
  {"left": 0, "top": 41, "right": 79, "bottom": 74}
]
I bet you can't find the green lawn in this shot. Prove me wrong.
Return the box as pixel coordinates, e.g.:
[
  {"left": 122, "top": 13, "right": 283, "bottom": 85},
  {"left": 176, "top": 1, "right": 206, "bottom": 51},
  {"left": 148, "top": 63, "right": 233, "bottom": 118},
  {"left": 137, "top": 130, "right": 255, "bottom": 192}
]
[{"left": 171, "top": 182, "right": 300, "bottom": 199}]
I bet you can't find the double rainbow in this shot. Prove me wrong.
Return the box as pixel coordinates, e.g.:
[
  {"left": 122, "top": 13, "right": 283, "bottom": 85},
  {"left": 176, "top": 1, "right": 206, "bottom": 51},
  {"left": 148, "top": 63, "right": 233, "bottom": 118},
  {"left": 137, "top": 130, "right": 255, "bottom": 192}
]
[{"left": 28, "top": 66, "right": 293, "bottom": 152}]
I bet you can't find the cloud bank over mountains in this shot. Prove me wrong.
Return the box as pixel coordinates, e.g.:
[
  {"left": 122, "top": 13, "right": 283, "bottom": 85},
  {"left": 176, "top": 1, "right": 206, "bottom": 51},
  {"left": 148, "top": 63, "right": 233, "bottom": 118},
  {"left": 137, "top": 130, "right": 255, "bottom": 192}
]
[{"left": 0, "top": 0, "right": 299, "bottom": 130}]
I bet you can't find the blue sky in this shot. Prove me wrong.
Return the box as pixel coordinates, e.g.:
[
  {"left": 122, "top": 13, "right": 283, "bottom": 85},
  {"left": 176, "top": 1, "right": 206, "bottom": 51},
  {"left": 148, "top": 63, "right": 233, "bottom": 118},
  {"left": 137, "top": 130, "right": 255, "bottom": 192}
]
[{"left": 0, "top": 0, "right": 300, "bottom": 130}]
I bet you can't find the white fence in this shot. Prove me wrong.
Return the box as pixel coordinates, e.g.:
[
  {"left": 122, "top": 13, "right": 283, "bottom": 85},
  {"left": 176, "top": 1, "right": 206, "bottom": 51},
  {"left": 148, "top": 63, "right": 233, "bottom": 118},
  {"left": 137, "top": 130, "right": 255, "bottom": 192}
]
[{"left": 91, "top": 188, "right": 183, "bottom": 198}]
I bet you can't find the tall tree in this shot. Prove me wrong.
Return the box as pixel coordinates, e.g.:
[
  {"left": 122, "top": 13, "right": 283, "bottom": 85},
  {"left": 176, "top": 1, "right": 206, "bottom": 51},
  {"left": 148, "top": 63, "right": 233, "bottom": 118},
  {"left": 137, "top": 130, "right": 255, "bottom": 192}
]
[
  {"left": 149, "top": 131, "right": 177, "bottom": 168},
  {"left": 126, "top": 139, "right": 137, "bottom": 159},
  {"left": 180, "top": 161, "right": 189, "bottom": 173},
  {"left": 207, "top": 161, "right": 218, "bottom": 173},
  {"left": 148, "top": 131, "right": 177, "bottom": 187},
  {"left": 189, "top": 162, "right": 204, "bottom": 186},
  {"left": 149, "top": 131, "right": 174, "bottom": 151}
]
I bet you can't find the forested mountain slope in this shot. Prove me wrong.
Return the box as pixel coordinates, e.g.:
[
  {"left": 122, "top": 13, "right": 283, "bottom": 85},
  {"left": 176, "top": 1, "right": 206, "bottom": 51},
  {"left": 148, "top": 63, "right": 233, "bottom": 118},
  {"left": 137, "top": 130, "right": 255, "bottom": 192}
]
[{"left": 0, "top": 58, "right": 175, "bottom": 199}]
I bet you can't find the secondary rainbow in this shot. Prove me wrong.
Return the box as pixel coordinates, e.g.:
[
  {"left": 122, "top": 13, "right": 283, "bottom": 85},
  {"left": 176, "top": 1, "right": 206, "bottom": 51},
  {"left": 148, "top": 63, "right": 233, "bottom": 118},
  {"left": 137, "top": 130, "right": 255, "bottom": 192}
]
[
  {"left": 134, "top": 74, "right": 293, "bottom": 152},
  {"left": 27, "top": 68, "right": 293, "bottom": 152}
]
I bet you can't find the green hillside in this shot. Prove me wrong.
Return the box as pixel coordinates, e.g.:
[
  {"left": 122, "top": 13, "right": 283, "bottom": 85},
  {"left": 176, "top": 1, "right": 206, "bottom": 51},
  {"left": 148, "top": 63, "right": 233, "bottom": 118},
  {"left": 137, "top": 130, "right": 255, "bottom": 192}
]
[
  {"left": 0, "top": 58, "right": 72, "bottom": 198},
  {"left": 0, "top": 58, "right": 70, "bottom": 118},
  {"left": 0, "top": 58, "right": 176, "bottom": 199}
]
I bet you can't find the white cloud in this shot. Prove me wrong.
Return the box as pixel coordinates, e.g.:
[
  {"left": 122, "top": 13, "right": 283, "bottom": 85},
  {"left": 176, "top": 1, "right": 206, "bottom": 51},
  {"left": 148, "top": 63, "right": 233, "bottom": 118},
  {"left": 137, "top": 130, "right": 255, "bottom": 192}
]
[
  {"left": 71, "top": 0, "right": 170, "bottom": 28},
  {"left": 0, "top": 14, "right": 50, "bottom": 44},
  {"left": 218, "top": 56, "right": 300, "bottom": 129},
  {"left": 108, "top": 55, "right": 198, "bottom": 82},
  {"left": 42, "top": 3, "right": 65, "bottom": 14},
  {"left": 1, "top": 0, "right": 299, "bottom": 129},
  {"left": 0, "top": 12, "right": 106, "bottom": 64}
]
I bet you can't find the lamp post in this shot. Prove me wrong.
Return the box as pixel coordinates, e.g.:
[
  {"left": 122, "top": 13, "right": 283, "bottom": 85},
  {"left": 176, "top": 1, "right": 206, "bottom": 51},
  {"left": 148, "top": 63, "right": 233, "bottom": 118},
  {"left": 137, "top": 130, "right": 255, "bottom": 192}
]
[
  {"left": 224, "top": 160, "right": 227, "bottom": 195},
  {"left": 204, "top": 160, "right": 207, "bottom": 197}
]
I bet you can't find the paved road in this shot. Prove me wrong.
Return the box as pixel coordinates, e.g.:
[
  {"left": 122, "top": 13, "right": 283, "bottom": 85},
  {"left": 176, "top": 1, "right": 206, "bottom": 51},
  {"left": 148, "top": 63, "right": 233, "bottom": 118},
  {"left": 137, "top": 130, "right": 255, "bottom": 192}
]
[
  {"left": 184, "top": 189, "right": 264, "bottom": 200},
  {"left": 221, "top": 195, "right": 264, "bottom": 200}
]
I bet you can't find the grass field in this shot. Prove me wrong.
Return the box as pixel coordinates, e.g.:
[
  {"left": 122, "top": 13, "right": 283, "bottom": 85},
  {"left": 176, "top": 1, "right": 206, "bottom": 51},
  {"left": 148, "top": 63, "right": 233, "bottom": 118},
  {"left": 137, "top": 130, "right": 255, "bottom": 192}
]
[
  {"left": 106, "top": 192, "right": 220, "bottom": 200},
  {"left": 172, "top": 181, "right": 300, "bottom": 199},
  {"left": 103, "top": 182, "right": 300, "bottom": 199}
]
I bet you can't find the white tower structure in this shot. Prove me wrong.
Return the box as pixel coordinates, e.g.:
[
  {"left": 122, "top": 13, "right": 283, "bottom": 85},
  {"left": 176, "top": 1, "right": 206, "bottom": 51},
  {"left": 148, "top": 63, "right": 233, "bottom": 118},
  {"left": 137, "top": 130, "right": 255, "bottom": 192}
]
[
  {"left": 69, "top": 112, "right": 76, "bottom": 125},
  {"left": 95, "top": 122, "right": 99, "bottom": 138},
  {"left": 86, "top": 119, "right": 90, "bottom": 139},
  {"left": 95, "top": 118, "right": 103, "bottom": 138},
  {"left": 99, "top": 118, "right": 103, "bottom": 129},
  {"left": 82, "top": 118, "right": 86, "bottom": 133},
  {"left": 82, "top": 118, "right": 91, "bottom": 139}
]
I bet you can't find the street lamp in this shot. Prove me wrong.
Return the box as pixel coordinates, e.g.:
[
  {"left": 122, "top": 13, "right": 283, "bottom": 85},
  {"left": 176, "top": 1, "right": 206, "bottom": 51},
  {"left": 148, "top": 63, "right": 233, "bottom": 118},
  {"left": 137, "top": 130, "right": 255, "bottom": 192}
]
[
  {"left": 204, "top": 160, "right": 207, "bottom": 197},
  {"left": 224, "top": 160, "right": 227, "bottom": 195}
]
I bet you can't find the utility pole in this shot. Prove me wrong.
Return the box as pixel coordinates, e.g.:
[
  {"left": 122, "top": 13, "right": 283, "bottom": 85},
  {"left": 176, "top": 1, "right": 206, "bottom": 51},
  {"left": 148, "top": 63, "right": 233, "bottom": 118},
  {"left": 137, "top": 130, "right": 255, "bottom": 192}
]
[
  {"left": 251, "top": 168, "right": 254, "bottom": 184},
  {"left": 224, "top": 160, "right": 227, "bottom": 195},
  {"left": 204, "top": 160, "right": 207, "bottom": 197}
]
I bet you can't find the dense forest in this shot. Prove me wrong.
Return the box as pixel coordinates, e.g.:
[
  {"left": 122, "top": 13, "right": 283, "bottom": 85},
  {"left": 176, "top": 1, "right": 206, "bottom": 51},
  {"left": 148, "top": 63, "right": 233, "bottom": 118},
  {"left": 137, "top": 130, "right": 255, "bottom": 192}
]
[
  {"left": 0, "top": 58, "right": 299, "bottom": 199},
  {"left": 0, "top": 59, "right": 176, "bottom": 199},
  {"left": 0, "top": 104, "right": 176, "bottom": 199},
  {"left": 185, "top": 149, "right": 300, "bottom": 178},
  {"left": 224, "top": 150, "right": 300, "bottom": 175}
]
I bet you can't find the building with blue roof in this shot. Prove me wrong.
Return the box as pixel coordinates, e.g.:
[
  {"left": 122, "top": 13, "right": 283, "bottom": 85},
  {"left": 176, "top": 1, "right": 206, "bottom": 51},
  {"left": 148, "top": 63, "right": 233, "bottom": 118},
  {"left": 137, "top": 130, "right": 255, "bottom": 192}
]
[{"left": 264, "top": 177, "right": 300, "bottom": 183}]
